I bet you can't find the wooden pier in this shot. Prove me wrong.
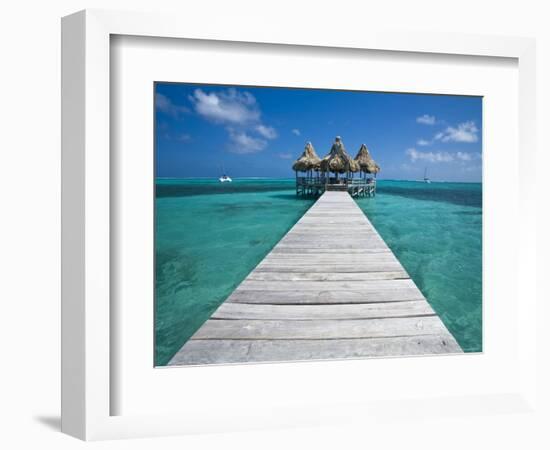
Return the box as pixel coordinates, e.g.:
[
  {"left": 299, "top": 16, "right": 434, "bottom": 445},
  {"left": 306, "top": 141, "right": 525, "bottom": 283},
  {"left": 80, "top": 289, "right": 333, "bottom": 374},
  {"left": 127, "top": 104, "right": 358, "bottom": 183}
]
[
  {"left": 296, "top": 176, "right": 376, "bottom": 197},
  {"left": 169, "top": 191, "right": 462, "bottom": 366}
]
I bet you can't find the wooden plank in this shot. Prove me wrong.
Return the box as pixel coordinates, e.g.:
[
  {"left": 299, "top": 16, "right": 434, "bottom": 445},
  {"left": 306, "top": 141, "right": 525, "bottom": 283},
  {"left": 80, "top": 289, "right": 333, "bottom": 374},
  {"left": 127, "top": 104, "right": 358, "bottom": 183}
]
[
  {"left": 265, "top": 250, "right": 391, "bottom": 256},
  {"left": 254, "top": 264, "right": 403, "bottom": 273},
  {"left": 279, "top": 238, "right": 385, "bottom": 244},
  {"left": 270, "top": 245, "right": 391, "bottom": 255},
  {"left": 212, "top": 301, "right": 434, "bottom": 320},
  {"left": 237, "top": 279, "right": 416, "bottom": 291},
  {"left": 261, "top": 257, "right": 400, "bottom": 264},
  {"left": 246, "top": 271, "right": 409, "bottom": 281},
  {"left": 301, "top": 216, "right": 367, "bottom": 220},
  {"left": 297, "top": 216, "right": 369, "bottom": 220},
  {"left": 303, "top": 214, "right": 366, "bottom": 217},
  {"left": 262, "top": 258, "right": 400, "bottom": 265},
  {"left": 226, "top": 288, "right": 426, "bottom": 304},
  {"left": 264, "top": 253, "right": 394, "bottom": 260},
  {"left": 169, "top": 335, "right": 462, "bottom": 365},
  {"left": 296, "top": 221, "right": 371, "bottom": 226},
  {"left": 280, "top": 230, "right": 375, "bottom": 234},
  {"left": 192, "top": 316, "right": 449, "bottom": 340},
  {"left": 286, "top": 224, "right": 375, "bottom": 228},
  {"left": 261, "top": 256, "right": 400, "bottom": 264},
  {"left": 277, "top": 242, "right": 386, "bottom": 248},
  {"left": 294, "top": 235, "right": 381, "bottom": 239}
]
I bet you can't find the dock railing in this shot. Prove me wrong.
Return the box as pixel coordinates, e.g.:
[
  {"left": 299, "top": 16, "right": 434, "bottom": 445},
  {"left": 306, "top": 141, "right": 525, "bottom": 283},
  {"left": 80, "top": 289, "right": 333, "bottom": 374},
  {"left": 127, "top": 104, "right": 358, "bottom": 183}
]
[{"left": 296, "top": 175, "right": 375, "bottom": 197}]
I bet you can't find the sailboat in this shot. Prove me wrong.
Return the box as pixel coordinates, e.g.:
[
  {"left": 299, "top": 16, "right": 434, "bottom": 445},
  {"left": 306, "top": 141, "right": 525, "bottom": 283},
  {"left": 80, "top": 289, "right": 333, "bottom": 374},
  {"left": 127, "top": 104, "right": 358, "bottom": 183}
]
[
  {"left": 423, "top": 167, "right": 431, "bottom": 184},
  {"left": 218, "top": 165, "right": 232, "bottom": 183}
]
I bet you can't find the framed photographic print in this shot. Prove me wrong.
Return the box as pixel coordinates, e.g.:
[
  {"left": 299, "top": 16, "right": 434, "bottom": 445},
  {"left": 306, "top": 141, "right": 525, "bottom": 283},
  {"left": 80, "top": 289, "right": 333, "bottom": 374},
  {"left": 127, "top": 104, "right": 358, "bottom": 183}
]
[{"left": 61, "top": 9, "right": 537, "bottom": 440}]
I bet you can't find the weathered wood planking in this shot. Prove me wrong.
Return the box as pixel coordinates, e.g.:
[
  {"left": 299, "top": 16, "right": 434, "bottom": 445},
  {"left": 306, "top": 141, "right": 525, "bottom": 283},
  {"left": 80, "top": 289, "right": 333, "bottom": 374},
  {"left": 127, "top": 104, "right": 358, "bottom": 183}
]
[
  {"left": 192, "top": 317, "right": 450, "bottom": 340},
  {"left": 237, "top": 279, "right": 416, "bottom": 291},
  {"left": 169, "top": 191, "right": 462, "bottom": 366},
  {"left": 226, "top": 288, "right": 426, "bottom": 304},
  {"left": 212, "top": 301, "right": 434, "bottom": 320},
  {"left": 169, "top": 336, "right": 461, "bottom": 366},
  {"left": 246, "top": 271, "right": 409, "bottom": 281}
]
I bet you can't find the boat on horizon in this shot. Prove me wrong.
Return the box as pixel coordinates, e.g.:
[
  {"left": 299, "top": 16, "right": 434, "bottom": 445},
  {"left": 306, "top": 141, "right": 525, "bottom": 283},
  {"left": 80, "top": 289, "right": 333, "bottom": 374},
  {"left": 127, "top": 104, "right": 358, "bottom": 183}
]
[
  {"left": 218, "top": 164, "right": 232, "bottom": 183},
  {"left": 423, "top": 167, "right": 431, "bottom": 184}
]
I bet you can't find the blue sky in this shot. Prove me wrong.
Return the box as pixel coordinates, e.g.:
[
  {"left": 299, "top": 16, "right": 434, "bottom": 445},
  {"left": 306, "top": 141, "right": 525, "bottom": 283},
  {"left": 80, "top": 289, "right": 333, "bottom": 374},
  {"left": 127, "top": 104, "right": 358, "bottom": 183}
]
[{"left": 155, "top": 83, "right": 482, "bottom": 182}]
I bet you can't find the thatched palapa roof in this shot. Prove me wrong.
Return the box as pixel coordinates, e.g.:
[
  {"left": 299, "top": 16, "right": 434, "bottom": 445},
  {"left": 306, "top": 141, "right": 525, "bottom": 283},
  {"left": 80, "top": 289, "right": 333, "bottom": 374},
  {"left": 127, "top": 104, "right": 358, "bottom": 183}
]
[
  {"left": 354, "top": 143, "right": 380, "bottom": 174},
  {"left": 320, "top": 136, "right": 360, "bottom": 173},
  {"left": 292, "top": 142, "right": 321, "bottom": 172}
]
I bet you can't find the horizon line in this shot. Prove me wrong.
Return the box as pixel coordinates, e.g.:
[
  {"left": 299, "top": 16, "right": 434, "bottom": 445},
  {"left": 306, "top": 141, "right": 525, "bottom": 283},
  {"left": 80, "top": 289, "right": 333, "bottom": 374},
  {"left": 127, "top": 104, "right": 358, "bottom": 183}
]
[{"left": 156, "top": 176, "right": 482, "bottom": 183}]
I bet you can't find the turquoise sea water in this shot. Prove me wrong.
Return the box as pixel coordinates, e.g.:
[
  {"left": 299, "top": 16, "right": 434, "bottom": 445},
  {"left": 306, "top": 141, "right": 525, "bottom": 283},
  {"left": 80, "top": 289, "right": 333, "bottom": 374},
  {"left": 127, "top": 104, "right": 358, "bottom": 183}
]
[
  {"left": 155, "top": 179, "right": 315, "bottom": 365},
  {"left": 155, "top": 178, "right": 482, "bottom": 365},
  {"left": 355, "top": 181, "right": 482, "bottom": 354}
]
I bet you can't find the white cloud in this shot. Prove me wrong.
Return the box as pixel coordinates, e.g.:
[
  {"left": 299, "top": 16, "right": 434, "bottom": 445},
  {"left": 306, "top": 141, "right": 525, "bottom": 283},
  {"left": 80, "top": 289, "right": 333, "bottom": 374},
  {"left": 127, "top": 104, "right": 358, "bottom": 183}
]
[
  {"left": 291, "top": 128, "right": 301, "bottom": 136},
  {"left": 256, "top": 124, "right": 278, "bottom": 139},
  {"left": 416, "top": 114, "right": 436, "bottom": 125},
  {"left": 188, "top": 88, "right": 281, "bottom": 153},
  {"left": 416, "top": 121, "right": 479, "bottom": 147},
  {"left": 189, "top": 88, "right": 260, "bottom": 124},
  {"left": 155, "top": 93, "right": 190, "bottom": 117},
  {"left": 456, "top": 151, "right": 481, "bottom": 161},
  {"left": 435, "top": 121, "right": 479, "bottom": 143},
  {"left": 456, "top": 151, "right": 472, "bottom": 161},
  {"left": 278, "top": 152, "right": 293, "bottom": 159},
  {"left": 227, "top": 129, "right": 267, "bottom": 154},
  {"left": 406, "top": 148, "right": 481, "bottom": 164},
  {"left": 406, "top": 148, "right": 455, "bottom": 163}
]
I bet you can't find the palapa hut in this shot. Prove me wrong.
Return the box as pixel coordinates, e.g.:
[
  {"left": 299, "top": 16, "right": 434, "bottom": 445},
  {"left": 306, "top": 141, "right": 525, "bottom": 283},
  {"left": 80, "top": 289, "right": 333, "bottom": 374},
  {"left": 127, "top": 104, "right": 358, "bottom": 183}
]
[
  {"left": 320, "top": 136, "right": 360, "bottom": 180},
  {"left": 293, "top": 137, "right": 377, "bottom": 197},
  {"left": 354, "top": 143, "right": 380, "bottom": 178},
  {"left": 292, "top": 141, "right": 321, "bottom": 178}
]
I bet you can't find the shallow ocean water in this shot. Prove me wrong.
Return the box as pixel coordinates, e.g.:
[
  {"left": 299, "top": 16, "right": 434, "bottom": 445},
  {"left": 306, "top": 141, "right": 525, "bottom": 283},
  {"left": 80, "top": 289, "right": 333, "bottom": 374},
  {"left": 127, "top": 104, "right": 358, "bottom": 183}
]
[
  {"left": 155, "top": 179, "right": 315, "bottom": 365},
  {"left": 356, "top": 180, "right": 482, "bottom": 354},
  {"left": 155, "top": 178, "right": 482, "bottom": 365}
]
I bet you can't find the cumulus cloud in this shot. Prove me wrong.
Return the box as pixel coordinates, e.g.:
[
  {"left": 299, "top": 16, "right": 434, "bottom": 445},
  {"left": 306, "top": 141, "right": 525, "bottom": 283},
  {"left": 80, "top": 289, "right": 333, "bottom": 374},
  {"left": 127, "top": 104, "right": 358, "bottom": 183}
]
[
  {"left": 406, "top": 148, "right": 481, "bottom": 164},
  {"left": 456, "top": 151, "right": 472, "bottom": 161},
  {"left": 188, "top": 88, "right": 279, "bottom": 154},
  {"left": 255, "top": 124, "right": 278, "bottom": 139},
  {"left": 291, "top": 128, "right": 301, "bottom": 136},
  {"left": 406, "top": 148, "right": 454, "bottom": 163},
  {"left": 416, "top": 114, "right": 436, "bottom": 125},
  {"left": 155, "top": 93, "right": 190, "bottom": 117},
  {"left": 189, "top": 88, "right": 260, "bottom": 124},
  {"left": 417, "top": 120, "right": 479, "bottom": 147},
  {"left": 227, "top": 128, "right": 267, "bottom": 154},
  {"left": 435, "top": 121, "right": 479, "bottom": 143}
]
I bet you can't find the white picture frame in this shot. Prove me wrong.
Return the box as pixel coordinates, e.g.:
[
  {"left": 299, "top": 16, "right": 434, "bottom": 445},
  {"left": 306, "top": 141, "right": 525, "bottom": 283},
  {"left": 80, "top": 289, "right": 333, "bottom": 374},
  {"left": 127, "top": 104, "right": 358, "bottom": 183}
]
[{"left": 61, "top": 9, "right": 537, "bottom": 441}]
